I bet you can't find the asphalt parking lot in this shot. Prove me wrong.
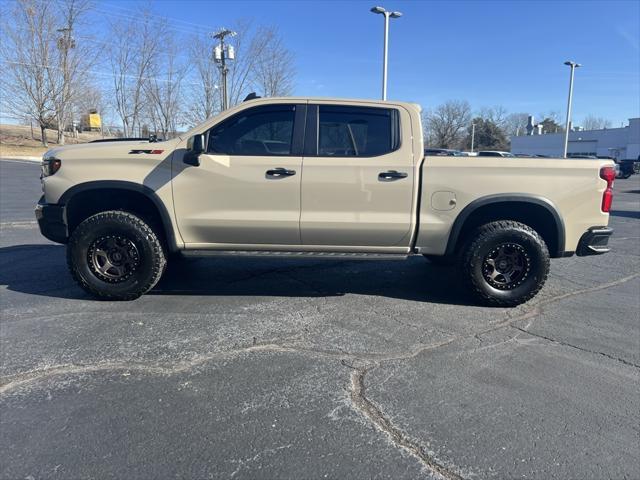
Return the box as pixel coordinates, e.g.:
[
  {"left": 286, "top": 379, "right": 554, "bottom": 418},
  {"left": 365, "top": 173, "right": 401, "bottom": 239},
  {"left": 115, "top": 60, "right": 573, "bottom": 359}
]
[{"left": 1, "top": 157, "right": 639, "bottom": 479}]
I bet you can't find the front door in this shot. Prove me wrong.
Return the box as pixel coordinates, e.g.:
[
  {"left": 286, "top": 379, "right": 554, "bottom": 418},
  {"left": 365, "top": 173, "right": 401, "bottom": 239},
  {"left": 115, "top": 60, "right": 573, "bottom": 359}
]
[
  {"left": 173, "top": 103, "right": 305, "bottom": 246},
  {"left": 300, "top": 104, "right": 415, "bottom": 247}
]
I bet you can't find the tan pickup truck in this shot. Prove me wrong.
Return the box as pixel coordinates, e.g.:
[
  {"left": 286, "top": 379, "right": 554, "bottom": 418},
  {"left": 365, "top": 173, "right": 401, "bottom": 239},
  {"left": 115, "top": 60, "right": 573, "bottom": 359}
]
[{"left": 36, "top": 97, "right": 615, "bottom": 306}]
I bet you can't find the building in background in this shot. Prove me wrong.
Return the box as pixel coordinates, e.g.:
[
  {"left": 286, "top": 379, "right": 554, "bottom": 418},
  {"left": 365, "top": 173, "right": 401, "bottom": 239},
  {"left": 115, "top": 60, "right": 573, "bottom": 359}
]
[{"left": 511, "top": 117, "right": 639, "bottom": 160}]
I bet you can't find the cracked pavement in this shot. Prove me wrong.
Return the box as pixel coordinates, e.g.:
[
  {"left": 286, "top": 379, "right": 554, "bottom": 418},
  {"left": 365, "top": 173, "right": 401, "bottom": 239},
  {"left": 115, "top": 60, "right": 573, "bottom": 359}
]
[{"left": 1, "top": 158, "right": 639, "bottom": 479}]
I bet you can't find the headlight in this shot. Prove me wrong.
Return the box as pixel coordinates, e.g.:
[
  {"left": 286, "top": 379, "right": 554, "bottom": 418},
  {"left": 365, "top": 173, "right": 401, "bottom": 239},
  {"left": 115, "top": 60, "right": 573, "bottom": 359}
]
[{"left": 41, "top": 156, "right": 62, "bottom": 177}]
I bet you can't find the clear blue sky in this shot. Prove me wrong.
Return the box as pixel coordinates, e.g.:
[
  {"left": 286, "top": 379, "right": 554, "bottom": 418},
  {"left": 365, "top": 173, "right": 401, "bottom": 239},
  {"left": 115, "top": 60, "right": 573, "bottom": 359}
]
[
  {"left": 4, "top": 0, "right": 639, "bottom": 127},
  {"left": 134, "top": 0, "right": 639, "bottom": 127}
]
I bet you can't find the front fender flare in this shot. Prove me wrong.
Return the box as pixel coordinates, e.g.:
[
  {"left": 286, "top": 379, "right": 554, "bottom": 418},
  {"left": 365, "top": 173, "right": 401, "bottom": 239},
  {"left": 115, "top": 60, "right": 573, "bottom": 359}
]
[{"left": 58, "top": 180, "right": 180, "bottom": 252}]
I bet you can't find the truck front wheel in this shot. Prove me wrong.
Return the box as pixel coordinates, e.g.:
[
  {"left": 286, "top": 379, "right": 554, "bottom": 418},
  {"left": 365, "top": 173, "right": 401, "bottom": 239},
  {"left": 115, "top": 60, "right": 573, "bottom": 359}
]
[
  {"left": 67, "top": 211, "right": 167, "bottom": 300},
  {"left": 460, "top": 220, "right": 550, "bottom": 307}
]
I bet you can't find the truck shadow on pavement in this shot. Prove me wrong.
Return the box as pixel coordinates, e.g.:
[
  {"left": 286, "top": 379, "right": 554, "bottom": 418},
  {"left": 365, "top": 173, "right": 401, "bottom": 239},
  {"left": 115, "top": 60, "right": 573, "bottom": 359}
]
[
  {"left": 0, "top": 244, "right": 475, "bottom": 306},
  {"left": 609, "top": 210, "right": 640, "bottom": 219}
]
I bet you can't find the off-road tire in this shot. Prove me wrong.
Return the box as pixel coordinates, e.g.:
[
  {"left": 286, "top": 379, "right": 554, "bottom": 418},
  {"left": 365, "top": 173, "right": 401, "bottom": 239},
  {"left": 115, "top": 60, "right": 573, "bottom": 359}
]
[
  {"left": 460, "top": 220, "right": 550, "bottom": 307},
  {"left": 67, "top": 211, "right": 167, "bottom": 300}
]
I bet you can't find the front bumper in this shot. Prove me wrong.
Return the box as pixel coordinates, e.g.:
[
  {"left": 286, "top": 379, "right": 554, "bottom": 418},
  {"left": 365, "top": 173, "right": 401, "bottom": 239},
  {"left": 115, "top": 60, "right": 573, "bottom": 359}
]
[
  {"left": 35, "top": 196, "right": 68, "bottom": 244},
  {"left": 576, "top": 226, "right": 613, "bottom": 256}
]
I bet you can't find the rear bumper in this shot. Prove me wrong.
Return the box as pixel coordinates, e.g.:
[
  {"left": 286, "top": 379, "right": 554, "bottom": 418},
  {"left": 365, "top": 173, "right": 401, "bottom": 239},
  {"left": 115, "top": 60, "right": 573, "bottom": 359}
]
[
  {"left": 35, "top": 197, "right": 68, "bottom": 244},
  {"left": 576, "top": 226, "right": 613, "bottom": 256}
]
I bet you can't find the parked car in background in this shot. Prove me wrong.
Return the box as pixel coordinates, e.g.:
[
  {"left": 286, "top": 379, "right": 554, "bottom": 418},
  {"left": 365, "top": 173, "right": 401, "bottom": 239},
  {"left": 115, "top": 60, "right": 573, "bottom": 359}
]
[
  {"left": 614, "top": 163, "right": 622, "bottom": 178},
  {"left": 425, "top": 148, "right": 467, "bottom": 156},
  {"left": 617, "top": 160, "right": 638, "bottom": 178},
  {"left": 598, "top": 156, "right": 637, "bottom": 179},
  {"left": 477, "top": 151, "right": 516, "bottom": 157}
]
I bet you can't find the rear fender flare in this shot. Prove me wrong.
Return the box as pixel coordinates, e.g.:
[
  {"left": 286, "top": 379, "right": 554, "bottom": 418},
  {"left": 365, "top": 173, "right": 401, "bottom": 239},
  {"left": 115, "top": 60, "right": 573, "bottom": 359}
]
[{"left": 444, "top": 194, "right": 566, "bottom": 257}]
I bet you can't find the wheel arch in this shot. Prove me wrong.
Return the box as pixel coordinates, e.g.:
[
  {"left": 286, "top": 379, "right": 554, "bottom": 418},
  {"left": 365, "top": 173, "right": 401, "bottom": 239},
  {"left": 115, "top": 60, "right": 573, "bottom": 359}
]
[
  {"left": 444, "top": 194, "right": 566, "bottom": 258},
  {"left": 59, "top": 181, "right": 179, "bottom": 252}
]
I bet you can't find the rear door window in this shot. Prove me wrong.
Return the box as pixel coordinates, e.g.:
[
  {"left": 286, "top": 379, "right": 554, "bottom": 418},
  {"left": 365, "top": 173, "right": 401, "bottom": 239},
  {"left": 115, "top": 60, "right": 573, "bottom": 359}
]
[{"left": 316, "top": 105, "right": 400, "bottom": 157}]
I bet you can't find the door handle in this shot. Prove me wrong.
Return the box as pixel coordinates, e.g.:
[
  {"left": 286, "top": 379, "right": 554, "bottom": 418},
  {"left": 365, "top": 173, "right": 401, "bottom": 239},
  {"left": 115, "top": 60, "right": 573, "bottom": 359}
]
[
  {"left": 266, "top": 168, "right": 296, "bottom": 179},
  {"left": 378, "top": 170, "right": 408, "bottom": 181}
]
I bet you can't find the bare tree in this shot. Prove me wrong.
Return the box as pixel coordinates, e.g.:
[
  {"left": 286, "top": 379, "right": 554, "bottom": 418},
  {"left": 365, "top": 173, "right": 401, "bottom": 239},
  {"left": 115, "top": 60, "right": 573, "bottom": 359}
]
[
  {"left": 144, "top": 37, "right": 187, "bottom": 139},
  {"left": 50, "top": 0, "right": 94, "bottom": 144},
  {"left": 504, "top": 112, "right": 529, "bottom": 137},
  {"left": 184, "top": 22, "right": 296, "bottom": 126},
  {"left": 0, "top": 0, "right": 58, "bottom": 146},
  {"left": 582, "top": 115, "right": 612, "bottom": 130},
  {"left": 184, "top": 34, "right": 221, "bottom": 127},
  {"left": 477, "top": 105, "right": 508, "bottom": 129},
  {"left": 225, "top": 21, "right": 297, "bottom": 107},
  {"left": 251, "top": 26, "right": 295, "bottom": 97},
  {"left": 537, "top": 110, "right": 562, "bottom": 126},
  {"left": 225, "top": 21, "right": 265, "bottom": 107},
  {"left": 107, "top": 10, "right": 161, "bottom": 137},
  {"left": 423, "top": 100, "right": 472, "bottom": 149}
]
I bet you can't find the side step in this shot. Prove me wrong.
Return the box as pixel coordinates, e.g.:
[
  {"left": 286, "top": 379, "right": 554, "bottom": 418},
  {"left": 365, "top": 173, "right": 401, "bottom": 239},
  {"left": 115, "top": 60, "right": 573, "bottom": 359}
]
[{"left": 182, "top": 250, "right": 409, "bottom": 261}]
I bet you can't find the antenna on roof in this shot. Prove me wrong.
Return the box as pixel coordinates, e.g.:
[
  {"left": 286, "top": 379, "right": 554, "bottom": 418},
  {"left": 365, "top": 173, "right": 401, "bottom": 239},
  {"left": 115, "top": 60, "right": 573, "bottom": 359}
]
[{"left": 243, "top": 92, "right": 261, "bottom": 102}]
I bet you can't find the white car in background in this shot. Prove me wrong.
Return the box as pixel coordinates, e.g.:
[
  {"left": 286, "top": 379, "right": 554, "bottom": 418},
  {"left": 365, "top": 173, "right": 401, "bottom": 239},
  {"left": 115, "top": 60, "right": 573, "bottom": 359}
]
[{"left": 477, "top": 150, "right": 516, "bottom": 157}]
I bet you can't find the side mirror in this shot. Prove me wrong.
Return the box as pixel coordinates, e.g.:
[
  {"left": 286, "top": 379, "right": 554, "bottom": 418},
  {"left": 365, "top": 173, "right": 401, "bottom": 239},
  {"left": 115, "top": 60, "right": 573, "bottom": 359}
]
[{"left": 184, "top": 134, "right": 205, "bottom": 166}]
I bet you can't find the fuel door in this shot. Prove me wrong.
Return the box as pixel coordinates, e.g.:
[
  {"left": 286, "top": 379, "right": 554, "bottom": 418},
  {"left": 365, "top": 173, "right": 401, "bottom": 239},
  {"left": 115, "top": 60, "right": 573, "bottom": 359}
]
[{"left": 431, "top": 191, "right": 457, "bottom": 211}]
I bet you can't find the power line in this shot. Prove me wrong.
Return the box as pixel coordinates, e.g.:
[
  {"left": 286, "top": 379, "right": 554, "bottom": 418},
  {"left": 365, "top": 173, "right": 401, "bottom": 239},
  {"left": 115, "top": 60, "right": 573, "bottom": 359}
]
[
  {"left": 99, "top": 1, "right": 216, "bottom": 31},
  {"left": 0, "top": 0, "right": 226, "bottom": 39},
  {"left": 0, "top": 22, "right": 195, "bottom": 61},
  {"left": 0, "top": 60, "right": 211, "bottom": 87}
]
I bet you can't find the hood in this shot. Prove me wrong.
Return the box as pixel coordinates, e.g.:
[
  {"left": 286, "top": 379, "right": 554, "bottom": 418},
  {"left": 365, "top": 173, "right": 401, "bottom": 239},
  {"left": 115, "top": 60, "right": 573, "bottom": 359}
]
[{"left": 43, "top": 138, "right": 181, "bottom": 160}]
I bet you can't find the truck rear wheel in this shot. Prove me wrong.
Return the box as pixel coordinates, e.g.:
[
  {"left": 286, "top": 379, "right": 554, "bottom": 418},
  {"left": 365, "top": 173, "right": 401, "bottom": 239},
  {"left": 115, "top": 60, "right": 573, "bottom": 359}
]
[
  {"left": 67, "top": 211, "right": 167, "bottom": 300},
  {"left": 460, "top": 220, "right": 549, "bottom": 307}
]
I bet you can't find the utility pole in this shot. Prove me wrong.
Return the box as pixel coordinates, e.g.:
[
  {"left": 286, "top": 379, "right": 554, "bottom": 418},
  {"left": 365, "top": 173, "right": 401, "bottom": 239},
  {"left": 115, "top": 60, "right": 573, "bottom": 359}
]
[
  {"left": 56, "top": 26, "right": 75, "bottom": 145},
  {"left": 370, "top": 6, "right": 402, "bottom": 101},
  {"left": 212, "top": 28, "right": 237, "bottom": 110},
  {"left": 562, "top": 60, "right": 581, "bottom": 158},
  {"left": 470, "top": 123, "right": 476, "bottom": 152}
]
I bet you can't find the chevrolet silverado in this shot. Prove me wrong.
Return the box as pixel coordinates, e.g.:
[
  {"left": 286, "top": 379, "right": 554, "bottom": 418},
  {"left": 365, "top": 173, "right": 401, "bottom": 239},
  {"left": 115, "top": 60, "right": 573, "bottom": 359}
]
[{"left": 36, "top": 97, "right": 615, "bottom": 305}]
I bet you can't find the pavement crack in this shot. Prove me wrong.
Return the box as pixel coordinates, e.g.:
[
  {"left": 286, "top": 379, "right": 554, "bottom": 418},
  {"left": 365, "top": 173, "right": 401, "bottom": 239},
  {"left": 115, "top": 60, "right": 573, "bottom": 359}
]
[
  {"left": 511, "top": 325, "right": 640, "bottom": 368},
  {"left": 0, "top": 339, "right": 460, "bottom": 395},
  {"left": 485, "top": 272, "right": 640, "bottom": 335},
  {"left": 0, "top": 343, "right": 331, "bottom": 395},
  {"left": 349, "top": 366, "right": 463, "bottom": 480}
]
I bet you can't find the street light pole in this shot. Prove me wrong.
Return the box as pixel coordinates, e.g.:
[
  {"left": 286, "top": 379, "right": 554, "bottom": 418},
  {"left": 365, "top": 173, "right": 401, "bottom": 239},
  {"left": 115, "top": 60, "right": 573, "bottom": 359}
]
[
  {"left": 212, "top": 28, "right": 237, "bottom": 110},
  {"left": 370, "top": 6, "right": 402, "bottom": 101},
  {"left": 562, "top": 60, "right": 581, "bottom": 158},
  {"left": 470, "top": 123, "right": 476, "bottom": 152}
]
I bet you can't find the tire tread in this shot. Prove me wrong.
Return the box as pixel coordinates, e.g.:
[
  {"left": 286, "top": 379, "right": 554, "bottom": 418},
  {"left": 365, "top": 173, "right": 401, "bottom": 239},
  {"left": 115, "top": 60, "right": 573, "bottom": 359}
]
[
  {"left": 67, "top": 210, "right": 166, "bottom": 300},
  {"left": 461, "top": 220, "right": 550, "bottom": 307}
]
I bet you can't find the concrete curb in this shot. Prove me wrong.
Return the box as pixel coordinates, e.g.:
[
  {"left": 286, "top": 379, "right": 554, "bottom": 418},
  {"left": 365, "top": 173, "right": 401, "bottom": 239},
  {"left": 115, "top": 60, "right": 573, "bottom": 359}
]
[{"left": 0, "top": 156, "right": 41, "bottom": 162}]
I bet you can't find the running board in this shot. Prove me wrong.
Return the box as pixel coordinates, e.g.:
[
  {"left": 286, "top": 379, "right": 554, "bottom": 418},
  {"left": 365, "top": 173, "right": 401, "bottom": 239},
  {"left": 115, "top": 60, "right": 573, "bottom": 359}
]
[{"left": 182, "top": 250, "right": 409, "bottom": 261}]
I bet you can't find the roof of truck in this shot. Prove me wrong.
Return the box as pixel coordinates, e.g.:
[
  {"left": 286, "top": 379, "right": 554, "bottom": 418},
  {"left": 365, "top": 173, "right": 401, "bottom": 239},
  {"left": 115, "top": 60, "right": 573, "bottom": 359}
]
[
  {"left": 243, "top": 96, "right": 422, "bottom": 113},
  {"left": 181, "top": 96, "right": 422, "bottom": 140}
]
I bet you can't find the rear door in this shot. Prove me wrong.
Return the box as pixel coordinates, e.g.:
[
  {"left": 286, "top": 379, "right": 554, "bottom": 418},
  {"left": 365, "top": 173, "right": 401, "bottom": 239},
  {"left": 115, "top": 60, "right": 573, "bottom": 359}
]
[
  {"left": 300, "top": 103, "right": 415, "bottom": 247},
  {"left": 172, "top": 103, "right": 305, "bottom": 246}
]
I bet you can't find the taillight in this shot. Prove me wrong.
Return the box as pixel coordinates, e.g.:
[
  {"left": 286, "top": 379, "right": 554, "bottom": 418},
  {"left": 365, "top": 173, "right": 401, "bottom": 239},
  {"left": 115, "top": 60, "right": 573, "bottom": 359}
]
[{"left": 600, "top": 166, "right": 615, "bottom": 213}]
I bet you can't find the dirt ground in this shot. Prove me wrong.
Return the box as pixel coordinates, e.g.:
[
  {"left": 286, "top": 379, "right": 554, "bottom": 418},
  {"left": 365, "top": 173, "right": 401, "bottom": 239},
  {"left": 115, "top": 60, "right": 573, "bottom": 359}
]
[{"left": 0, "top": 124, "right": 109, "bottom": 157}]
